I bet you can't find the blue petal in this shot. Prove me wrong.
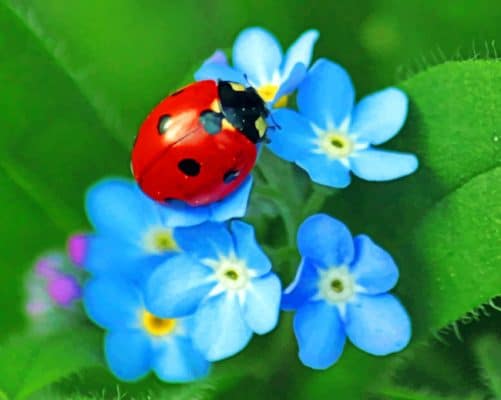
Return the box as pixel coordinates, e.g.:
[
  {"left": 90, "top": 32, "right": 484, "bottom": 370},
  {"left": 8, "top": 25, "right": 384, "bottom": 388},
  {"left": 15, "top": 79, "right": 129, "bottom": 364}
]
[
  {"left": 266, "top": 109, "right": 316, "bottom": 162},
  {"left": 163, "top": 176, "right": 253, "bottom": 226},
  {"left": 274, "top": 63, "right": 307, "bottom": 102},
  {"left": 243, "top": 273, "right": 282, "bottom": 334},
  {"left": 350, "top": 235, "right": 399, "bottom": 294},
  {"left": 345, "top": 294, "right": 411, "bottom": 356},
  {"left": 146, "top": 254, "right": 214, "bottom": 318},
  {"left": 156, "top": 201, "right": 207, "bottom": 227},
  {"left": 85, "top": 178, "right": 160, "bottom": 242},
  {"left": 296, "top": 153, "right": 352, "bottom": 188},
  {"left": 205, "top": 49, "right": 228, "bottom": 64},
  {"left": 174, "top": 222, "right": 234, "bottom": 260},
  {"left": 209, "top": 176, "right": 253, "bottom": 222},
  {"left": 194, "top": 61, "right": 246, "bottom": 84},
  {"left": 85, "top": 236, "right": 166, "bottom": 282},
  {"left": 350, "top": 88, "right": 408, "bottom": 145},
  {"left": 160, "top": 201, "right": 212, "bottom": 227},
  {"left": 281, "top": 258, "right": 319, "bottom": 311},
  {"left": 231, "top": 220, "right": 271, "bottom": 275},
  {"left": 105, "top": 331, "right": 151, "bottom": 381},
  {"left": 293, "top": 301, "right": 346, "bottom": 369},
  {"left": 297, "top": 214, "right": 355, "bottom": 267},
  {"left": 153, "top": 336, "right": 211, "bottom": 383},
  {"left": 83, "top": 277, "right": 142, "bottom": 330},
  {"left": 297, "top": 59, "right": 355, "bottom": 130},
  {"left": 281, "top": 29, "right": 319, "bottom": 79},
  {"left": 193, "top": 293, "right": 253, "bottom": 361},
  {"left": 233, "top": 27, "right": 283, "bottom": 86},
  {"left": 350, "top": 149, "right": 418, "bottom": 181}
]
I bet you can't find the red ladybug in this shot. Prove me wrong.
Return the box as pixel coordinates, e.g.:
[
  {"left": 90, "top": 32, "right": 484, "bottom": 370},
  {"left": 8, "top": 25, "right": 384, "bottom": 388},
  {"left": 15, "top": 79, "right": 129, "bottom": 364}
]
[{"left": 131, "top": 80, "right": 269, "bottom": 206}]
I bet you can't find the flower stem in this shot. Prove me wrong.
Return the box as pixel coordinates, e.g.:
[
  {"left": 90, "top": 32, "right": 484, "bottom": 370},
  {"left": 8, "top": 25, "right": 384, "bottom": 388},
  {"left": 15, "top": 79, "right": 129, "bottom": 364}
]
[{"left": 302, "top": 185, "right": 329, "bottom": 218}]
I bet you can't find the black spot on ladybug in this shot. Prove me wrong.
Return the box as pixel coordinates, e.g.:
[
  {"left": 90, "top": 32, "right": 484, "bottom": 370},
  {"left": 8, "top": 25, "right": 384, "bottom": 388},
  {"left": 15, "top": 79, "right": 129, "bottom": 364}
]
[
  {"left": 170, "top": 89, "right": 184, "bottom": 96},
  {"left": 199, "top": 110, "right": 223, "bottom": 134},
  {"left": 164, "top": 198, "right": 174, "bottom": 203},
  {"left": 178, "top": 158, "right": 201, "bottom": 177},
  {"left": 157, "top": 115, "right": 172, "bottom": 135},
  {"left": 223, "top": 169, "right": 240, "bottom": 183}
]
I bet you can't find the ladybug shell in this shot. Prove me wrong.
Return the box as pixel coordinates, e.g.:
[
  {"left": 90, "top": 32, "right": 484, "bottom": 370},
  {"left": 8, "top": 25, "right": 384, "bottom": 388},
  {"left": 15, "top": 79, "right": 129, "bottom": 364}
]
[{"left": 131, "top": 80, "right": 257, "bottom": 206}]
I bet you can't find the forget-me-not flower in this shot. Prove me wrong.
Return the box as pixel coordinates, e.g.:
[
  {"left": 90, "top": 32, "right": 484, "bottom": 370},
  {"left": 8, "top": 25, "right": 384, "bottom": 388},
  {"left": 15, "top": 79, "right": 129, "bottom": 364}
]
[
  {"left": 282, "top": 213, "right": 411, "bottom": 369},
  {"left": 195, "top": 27, "right": 319, "bottom": 107},
  {"left": 82, "top": 177, "right": 253, "bottom": 282},
  {"left": 146, "top": 221, "right": 282, "bottom": 361},
  {"left": 267, "top": 59, "right": 418, "bottom": 187},
  {"left": 84, "top": 277, "right": 210, "bottom": 382}
]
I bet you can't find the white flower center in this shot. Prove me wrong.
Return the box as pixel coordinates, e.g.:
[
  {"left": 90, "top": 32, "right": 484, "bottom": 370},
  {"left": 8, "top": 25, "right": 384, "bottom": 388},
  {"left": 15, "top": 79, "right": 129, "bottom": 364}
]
[
  {"left": 317, "top": 131, "right": 355, "bottom": 159},
  {"left": 311, "top": 118, "right": 369, "bottom": 165},
  {"left": 143, "top": 227, "right": 178, "bottom": 254},
  {"left": 318, "top": 266, "right": 355, "bottom": 304},
  {"left": 205, "top": 254, "right": 251, "bottom": 291}
]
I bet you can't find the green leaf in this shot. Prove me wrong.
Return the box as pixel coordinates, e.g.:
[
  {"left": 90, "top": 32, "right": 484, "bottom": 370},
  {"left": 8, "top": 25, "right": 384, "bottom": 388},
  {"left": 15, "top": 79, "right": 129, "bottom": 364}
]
[
  {"left": 374, "top": 385, "right": 485, "bottom": 400},
  {"left": 3, "top": 0, "right": 313, "bottom": 141},
  {"left": 399, "top": 166, "right": 500, "bottom": 336},
  {"left": 302, "top": 60, "right": 501, "bottom": 398},
  {"left": 384, "top": 336, "right": 485, "bottom": 398},
  {"left": 474, "top": 335, "right": 501, "bottom": 398},
  {"left": 362, "top": 0, "right": 501, "bottom": 85},
  {"left": 0, "top": 328, "right": 103, "bottom": 400},
  {"left": 0, "top": 1, "right": 128, "bottom": 336}
]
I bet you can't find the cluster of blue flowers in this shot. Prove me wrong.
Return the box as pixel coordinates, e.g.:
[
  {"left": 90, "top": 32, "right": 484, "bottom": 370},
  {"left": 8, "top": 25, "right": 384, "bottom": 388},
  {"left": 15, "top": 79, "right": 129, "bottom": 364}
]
[
  {"left": 79, "top": 27, "right": 416, "bottom": 382},
  {"left": 197, "top": 27, "right": 417, "bottom": 186},
  {"left": 81, "top": 178, "right": 262, "bottom": 381}
]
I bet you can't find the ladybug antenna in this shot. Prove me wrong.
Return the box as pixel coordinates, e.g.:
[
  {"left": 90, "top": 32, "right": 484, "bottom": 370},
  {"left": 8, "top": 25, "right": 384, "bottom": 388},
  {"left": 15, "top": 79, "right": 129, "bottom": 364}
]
[{"left": 243, "top": 73, "right": 250, "bottom": 86}]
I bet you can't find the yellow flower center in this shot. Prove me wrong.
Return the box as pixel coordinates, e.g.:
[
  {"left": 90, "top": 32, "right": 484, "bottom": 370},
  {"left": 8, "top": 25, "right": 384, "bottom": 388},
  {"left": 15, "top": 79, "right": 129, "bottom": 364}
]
[
  {"left": 256, "top": 84, "right": 288, "bottom": 108},
  {"left": 144, "top": 228, "right": 179, "bottom": 253},
  {"left": 142, "top": 310, "right": 177, "bottom": 336},
  {"left": 318, "top": 132, "right": 354, "bottom": 159}
]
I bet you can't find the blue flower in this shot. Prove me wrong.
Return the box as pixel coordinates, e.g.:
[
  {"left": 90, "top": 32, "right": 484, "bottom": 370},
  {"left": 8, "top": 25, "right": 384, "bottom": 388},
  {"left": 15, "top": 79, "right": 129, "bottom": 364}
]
[
  {"left": 282, "top": 214, "right": 411, "bottom": 369},
  {"left": 195, "top": 27, "right": 319, "bottom": 106},
  {"left": 83, "top": 277, "right": 210, "bottom": 382},
  {"left": 267, "top": 59, "right": 418, "bottom": 187},
  {"left": 145, "top": 221, "right": 282, "bottom": 361},
  {"left": 83, "top": 177, "right": 253, "bottom": 282}
]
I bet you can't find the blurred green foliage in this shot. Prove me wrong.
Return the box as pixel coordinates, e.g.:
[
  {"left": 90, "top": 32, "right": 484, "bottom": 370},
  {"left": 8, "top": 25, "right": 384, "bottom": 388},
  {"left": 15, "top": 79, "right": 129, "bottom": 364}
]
[
  {"left": 0, "top": 327, "right": 101, "bottom": 400},
  {"left": 0, "top": 0, "right": 500, "bottom": 399}
]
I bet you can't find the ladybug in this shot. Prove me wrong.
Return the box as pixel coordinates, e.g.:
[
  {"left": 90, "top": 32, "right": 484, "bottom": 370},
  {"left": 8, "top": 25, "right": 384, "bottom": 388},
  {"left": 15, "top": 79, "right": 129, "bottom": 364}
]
[{"left": 131, "top": 80, "right": 269, "bottom": 206}]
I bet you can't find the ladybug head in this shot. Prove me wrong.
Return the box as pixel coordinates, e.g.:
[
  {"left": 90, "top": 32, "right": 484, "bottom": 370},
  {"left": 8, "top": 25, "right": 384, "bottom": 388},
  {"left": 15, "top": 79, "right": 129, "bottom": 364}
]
[{"left": 217, "top": 81, "right": 269, "bottom": 144}]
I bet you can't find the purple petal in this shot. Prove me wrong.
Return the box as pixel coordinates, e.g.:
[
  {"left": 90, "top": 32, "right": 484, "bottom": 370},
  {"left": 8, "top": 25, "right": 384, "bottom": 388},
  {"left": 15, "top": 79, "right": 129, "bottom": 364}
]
[{"left": 67, "top": 234, "right": 87, "bottom": 267}]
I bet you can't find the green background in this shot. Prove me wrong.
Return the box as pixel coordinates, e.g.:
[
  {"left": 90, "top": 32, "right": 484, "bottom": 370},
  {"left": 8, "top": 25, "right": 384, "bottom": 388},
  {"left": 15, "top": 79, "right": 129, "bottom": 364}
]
[{"left": 0, "top": 0, "right": 500, "bottom": 399}]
